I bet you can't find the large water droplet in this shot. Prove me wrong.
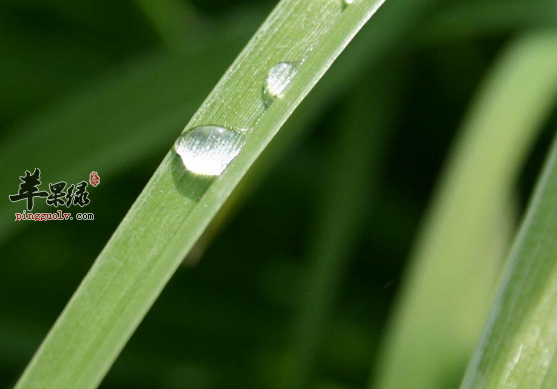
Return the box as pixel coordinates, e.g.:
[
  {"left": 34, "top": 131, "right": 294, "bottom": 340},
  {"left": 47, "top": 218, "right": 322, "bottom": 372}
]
[
  {"left": 174, "top": 125, "right": 247, "bottom": 176},
  {"left": 263, "top": 62, "right": 298, "bottom": 106}
]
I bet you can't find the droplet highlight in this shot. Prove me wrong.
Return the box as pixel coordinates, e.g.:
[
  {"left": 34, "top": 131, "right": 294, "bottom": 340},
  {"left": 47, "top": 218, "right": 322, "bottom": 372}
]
[
  {"left": 263, "top": 62, "right": 299, "bottom": 106},
  {"left": 343, "top": 0, "right": 357, "bottom": 6},
  {"left": 174, "top": 125, "right": 248, "bottom": 176}
]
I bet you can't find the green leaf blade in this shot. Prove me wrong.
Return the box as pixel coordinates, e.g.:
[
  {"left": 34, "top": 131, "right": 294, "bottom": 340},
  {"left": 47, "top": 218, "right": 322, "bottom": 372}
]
[
  {"left": 373, "top": 31, "right": 557, "bottom": 389},
  {"left": 461, "top": 131, "right": 557, "bottom": 389},
  {"left": 14, "top": 1, "right": 386, "bottom": 388}
]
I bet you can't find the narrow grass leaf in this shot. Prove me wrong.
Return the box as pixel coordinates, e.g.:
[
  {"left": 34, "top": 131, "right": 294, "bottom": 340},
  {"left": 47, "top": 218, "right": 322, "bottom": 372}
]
[
  {"left": 14, "top": 1, "right": 386, "bottom": 388},
  {"left": 461, "top": 131, "right": 557, "bottom": 389},
  {"left": 373, "top": 31, "right": 557, "bottom": 389}
]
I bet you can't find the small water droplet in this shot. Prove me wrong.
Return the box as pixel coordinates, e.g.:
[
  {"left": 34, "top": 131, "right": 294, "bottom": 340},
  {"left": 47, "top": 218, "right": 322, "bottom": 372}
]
[
  {"left": 174, "top": 125, "right": 248, "bottom": 176},
  {"left": 343, "top": 0, "right": 357, "bottom": 6},
  {"left": 263, "top": 62, "right": 299, "bottom": 106}
]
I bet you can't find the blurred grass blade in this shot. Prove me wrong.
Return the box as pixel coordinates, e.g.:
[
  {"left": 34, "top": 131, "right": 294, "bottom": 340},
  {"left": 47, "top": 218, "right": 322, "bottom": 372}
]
[
  {"left": 135, "top": 0, "right": 200, "bottom": 52},
  {"left": 373, "top": 31, "right": 557, "bottom": 389},
  {"left": 461, "top": 130, "right": 557, "bottom": 389},
  {"left": 541, "top": 352, "right": 557, "bottom": 389},
  {"left": 14, "top": 1, "right": 386, "bottom": 388},
  {"left": 285, "top": 65, "right": 399, "bottom": 389},
  {"left": 423, "top": 0, "right": 557, "bottom": 42}
]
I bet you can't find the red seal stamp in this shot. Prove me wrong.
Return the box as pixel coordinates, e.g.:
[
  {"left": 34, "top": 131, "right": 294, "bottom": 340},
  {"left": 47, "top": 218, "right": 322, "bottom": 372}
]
[{"left": 89, "top": 171, "right": 100, "bottom": 187}]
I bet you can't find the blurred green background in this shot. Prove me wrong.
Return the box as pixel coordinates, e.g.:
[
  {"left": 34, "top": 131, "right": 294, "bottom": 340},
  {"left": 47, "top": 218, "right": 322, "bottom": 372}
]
[{"left": 1, "top": 0, "right": 557, "bottom": 388}]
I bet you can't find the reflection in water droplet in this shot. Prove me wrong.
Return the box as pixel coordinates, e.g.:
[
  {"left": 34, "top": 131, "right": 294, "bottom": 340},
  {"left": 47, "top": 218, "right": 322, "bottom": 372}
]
[
  {"left": 343, "top": 0, "right": 357, "bottom": 6},
  {"left": 263, "top": 62, "right": 299, "bottom": 106},
  {"left": 174, "top": 125, "right": 248, "bottom": 176}
]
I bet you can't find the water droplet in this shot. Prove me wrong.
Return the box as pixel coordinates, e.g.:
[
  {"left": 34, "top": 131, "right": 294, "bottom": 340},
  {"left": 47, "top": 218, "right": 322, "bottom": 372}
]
[
  {"left": 343, "top": 0, "right": 357, "bottom": 6},
  {"left": 174, "top": 125, "right": 248, "bottom": 176},
  {"left": 263, "top": 62, "right": 299, "bottom": 106}
]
